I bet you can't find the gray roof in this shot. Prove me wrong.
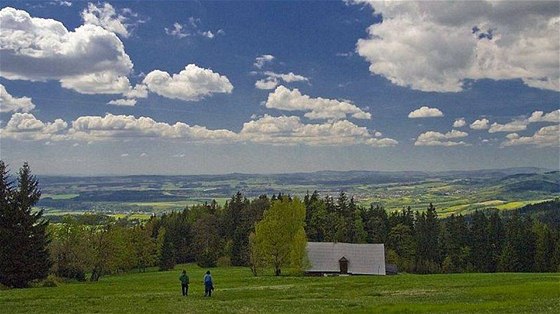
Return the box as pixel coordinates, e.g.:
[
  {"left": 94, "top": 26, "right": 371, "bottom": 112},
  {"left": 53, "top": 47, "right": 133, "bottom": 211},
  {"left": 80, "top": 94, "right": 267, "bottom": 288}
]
[{"left": 306, "top": 242, "right": 386, "bottom": 275}]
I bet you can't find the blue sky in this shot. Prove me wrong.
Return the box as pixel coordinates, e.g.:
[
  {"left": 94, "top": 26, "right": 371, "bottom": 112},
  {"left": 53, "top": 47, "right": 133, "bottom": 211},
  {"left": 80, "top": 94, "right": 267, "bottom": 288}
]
[{"left": 0, "top": 1, "right": 558, "bottom": 175}]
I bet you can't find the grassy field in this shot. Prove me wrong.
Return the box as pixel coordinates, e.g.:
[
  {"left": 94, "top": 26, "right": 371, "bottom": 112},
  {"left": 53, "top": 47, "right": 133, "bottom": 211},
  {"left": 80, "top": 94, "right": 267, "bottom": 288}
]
[{"left": 1, "top": 266, "right": 558, "bottom": 313}]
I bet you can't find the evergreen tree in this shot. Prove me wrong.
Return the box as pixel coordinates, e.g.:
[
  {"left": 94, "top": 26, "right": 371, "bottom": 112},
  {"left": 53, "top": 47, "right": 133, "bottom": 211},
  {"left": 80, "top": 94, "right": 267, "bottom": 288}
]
[
  {"left": 363, "top": 204, "right": 389, "bottom": 244},
  {"left": 158, "top": 229, "right": 175, "bottom": 271},
  {"left": 441, "top": 214, "right": 470, "bottom": 273},
  {"left": 533, "top": 222, "right": 554, "bottom": 272},
  {"left": 469, "top": 211, "right": 491, "bottom": 272},
  {"left": 0, "top": 162, "right": 51, "bottom": 288},
  {"left": 487, "top": 211, "right": 504, "bottom": 272},
  {"left": 414, "top": 204, "right": 440, "bottom": 273}
]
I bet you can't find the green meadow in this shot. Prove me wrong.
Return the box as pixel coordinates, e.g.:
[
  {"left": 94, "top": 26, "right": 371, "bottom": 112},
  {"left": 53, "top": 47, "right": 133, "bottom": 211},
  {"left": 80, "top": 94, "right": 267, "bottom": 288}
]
[{"left": 1, "top": 265, "right": 558, "bottom": 313}]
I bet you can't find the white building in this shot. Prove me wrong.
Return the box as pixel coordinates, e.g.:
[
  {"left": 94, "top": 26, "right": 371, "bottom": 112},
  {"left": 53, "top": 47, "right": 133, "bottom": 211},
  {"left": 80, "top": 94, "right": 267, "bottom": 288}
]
[{"left": 306, "top": 242, "right": 386, "bottom": 275}]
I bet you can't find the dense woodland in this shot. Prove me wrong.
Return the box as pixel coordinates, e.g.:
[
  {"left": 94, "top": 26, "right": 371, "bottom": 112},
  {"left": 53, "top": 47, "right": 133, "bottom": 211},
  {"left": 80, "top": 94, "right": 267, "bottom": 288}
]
[{"left": 1, "top": 161, "right": 559, "bottom": 288}]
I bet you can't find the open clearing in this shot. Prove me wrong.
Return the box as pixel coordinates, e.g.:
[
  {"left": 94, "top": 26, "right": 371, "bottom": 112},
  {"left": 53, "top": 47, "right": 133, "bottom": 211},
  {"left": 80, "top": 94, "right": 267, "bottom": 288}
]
[{"left": 1, "top": 266, "right": 558, "bottom": 313}]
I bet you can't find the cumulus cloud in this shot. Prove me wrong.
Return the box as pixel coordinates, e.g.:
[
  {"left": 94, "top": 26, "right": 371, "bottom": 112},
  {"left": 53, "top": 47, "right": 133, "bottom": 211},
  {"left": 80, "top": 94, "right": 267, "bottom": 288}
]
[
  {"left": 502, "top": 125, "right": 559, "bottom": 147},
  {"left": 0, "top": 84, "right": 36, "bottom": 113},
  {"left": 528, "top": 110, "right": 560, "bottom": 123},
  {"left": 255, "top": 71, "right": 309, "bottom": 90},
  {"left": 408, "top": 106, "right": 444, "bottom": 118},
  {"left": 470, "top": 118, "right": 490, "bottom": 130},
  {"left": 68, "top": 113, "right": 238, "bottom": 142},
  {"left": 239, "top": 115, "right": 397, "bottom": 147},
  {"left": 1, "top": 112, "right": 397, "bottom": 148},
  {"left": 415, "top": 129, "right": 469, "bottom": 146},
  {"left": 81, "top": 2, "right": 130, "bottom": 38},
  {"left": 453, "top": 118, "right": 466, "bottom": 128},
  {"left": 0, "top": 7, "right": 133, "bottom": 94},
  {"left": 0, "top": 113, "right": 67, "bottom": 141},
  {"left": 255, "top": 78, "right": 280, "bottom": 90},
  {"left": 265, "top": 86, "right": 371, "bottom": 120},
  {"left": 142, "top": 64, "right": 233, "bottom": 101},
  {"left": 124, "top": 84, "right": 149, "bottom": 99},
  {"left": 488, "top": 119, "right": 528, "bottom": 133},
  {"left": 254, "top": 55, "right": 275, "bottom": 69},
  {"left": 354, "top": 1, "right": 560, "bottom": 92},
  {"left": 107, "top": 98, "right": 136, "bottom": 106}
]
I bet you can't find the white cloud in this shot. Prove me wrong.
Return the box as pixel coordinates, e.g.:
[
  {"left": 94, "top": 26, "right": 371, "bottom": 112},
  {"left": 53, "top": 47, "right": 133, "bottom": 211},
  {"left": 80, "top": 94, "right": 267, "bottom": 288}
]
[
  {"left": 1, "top": 112, "right": 397, "bottom": 148},
  {"left": 60, "top": 71, "right": 132, "bottom": 95},
  {"left": 255, "top": 71, "right": 309, "bottom": 90},
  {"left": 53, "top": 1, "right": 72, "bottom": 7},
  {"left": 108, "top": 98, "right": 136, "bottom": 106},
  {"left": 0, "top": 84, "right": 36, "bottom": 113},
  {"left": 470, "top": 118, "right": 490, "bottom": 130},
  {"left": 254, "top": 55, "right": 275, "bottom": 69},
  {"left": 0, "top": 7, "right": 133, "bottom": 94},
  {"left": 408, "top": 106, "right": 444, "bottom": 118},
  {"left": 81, "top": 2, "right": 130, "bottom": 38},
  {"left": 143, "top": 64, "right": 233, "bottom": 101},
  {"left": 165, "top": 19, "right": 224, "bottom": 40},
  {"left": 255, "top": 78, "right": 280, "bottom": 90},
  {"left": 265, "top": 86, "right": 371, "bottom": 120},
  {"left": 0, "top": 113, "right": 67, "bottom": 141},
  {"left": 415, "top": 129, "right": 468, "bottom": 146},
  {"left": 528, "top": 110, "right": 560, "bottom": 123},
  {"left": 354, "top": 1, "right": 560, "bottom": 92},
  {"left": 239, "top": 115, "right": 396, "bottom": 147},
  {"left": 140, "top": 152, "right": 147, "bottom": 157},
  {"left": 453, "top": 118, "right": 466, "bottom": 128},
  {"left": 502, "top": 125, "right": 559, "bottom": 148},
  {"left": 201, "top": 31, "right": 214, "bottom": 39},
  {"left": 120, "top": 153, "right": 129, "bottom": 157},
  {"left": 488, "top": 119, "right": 528, "bottom": 133},
  {"left": 165, "top": 22, "right": 188, "bottom": 38},
  {"left": 68, "top": 113, "right": 238, "bottom": 142},
  {"left": 124, "top": 84, "right": 149, "bottom": 99},
  {"left": 264, "top": 71, "right": 309, "bottom": 83}
]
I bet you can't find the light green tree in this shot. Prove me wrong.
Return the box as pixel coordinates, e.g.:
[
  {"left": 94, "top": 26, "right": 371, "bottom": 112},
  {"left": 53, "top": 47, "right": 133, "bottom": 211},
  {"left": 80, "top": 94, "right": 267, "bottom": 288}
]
[{"left": 253, "top": 197, "right": 307, "bottom": 276}]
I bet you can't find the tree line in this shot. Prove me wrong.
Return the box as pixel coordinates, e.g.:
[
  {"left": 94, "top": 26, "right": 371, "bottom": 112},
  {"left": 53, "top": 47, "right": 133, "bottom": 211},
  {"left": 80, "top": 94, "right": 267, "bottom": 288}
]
[{"left": 1, "top": 161, "right": 558, "bottom": 288}]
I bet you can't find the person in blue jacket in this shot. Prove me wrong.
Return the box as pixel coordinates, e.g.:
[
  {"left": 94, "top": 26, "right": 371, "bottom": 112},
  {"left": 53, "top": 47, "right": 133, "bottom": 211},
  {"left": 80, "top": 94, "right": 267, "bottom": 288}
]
[{"left": 203, "top": 270, "right": 214, "bottom": 297}]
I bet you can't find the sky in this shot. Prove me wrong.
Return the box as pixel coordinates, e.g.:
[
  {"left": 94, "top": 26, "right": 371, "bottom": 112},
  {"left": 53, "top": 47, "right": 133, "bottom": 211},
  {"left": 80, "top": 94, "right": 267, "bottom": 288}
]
[{"left": 0, "top": 0, "right": 559, "bottom": 175}]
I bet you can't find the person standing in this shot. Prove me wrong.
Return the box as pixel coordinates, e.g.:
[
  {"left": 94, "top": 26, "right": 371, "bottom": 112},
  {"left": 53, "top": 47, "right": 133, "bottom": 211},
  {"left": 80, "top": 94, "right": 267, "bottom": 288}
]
[
  {"left": 179, "top": 270, "right": 189, "bottom": 296},
  {"left": 203, "top": 271, "right": 214, "bottom": 297}
]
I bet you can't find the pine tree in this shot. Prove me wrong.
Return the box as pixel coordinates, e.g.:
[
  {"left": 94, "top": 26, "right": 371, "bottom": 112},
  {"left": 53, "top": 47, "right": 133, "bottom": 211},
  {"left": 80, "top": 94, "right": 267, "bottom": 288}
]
[
  {"left": 469, "top": 211, "right": 491, "bottom": 272},
  {"left": 0, "top": 162, "right": 51, "bottom": 288},
  {"left": 158, "top": 229, "right": 176, "bottom": 271},
  {"left": 487, "top": 211, "right": 504, "bottom": 272}
]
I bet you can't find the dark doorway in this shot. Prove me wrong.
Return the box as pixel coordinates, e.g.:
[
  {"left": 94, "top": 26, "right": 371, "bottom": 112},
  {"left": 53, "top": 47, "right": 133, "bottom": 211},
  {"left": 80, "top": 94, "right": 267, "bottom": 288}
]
[{"left": 339, "top": 256, "right": 349, "bottom": 274}]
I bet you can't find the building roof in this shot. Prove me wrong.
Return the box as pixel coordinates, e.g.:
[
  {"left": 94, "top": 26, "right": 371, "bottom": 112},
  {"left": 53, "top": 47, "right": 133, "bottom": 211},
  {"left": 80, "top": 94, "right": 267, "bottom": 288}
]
[{"left": 306, "top": 242, "right": 386, "bottom": 275}]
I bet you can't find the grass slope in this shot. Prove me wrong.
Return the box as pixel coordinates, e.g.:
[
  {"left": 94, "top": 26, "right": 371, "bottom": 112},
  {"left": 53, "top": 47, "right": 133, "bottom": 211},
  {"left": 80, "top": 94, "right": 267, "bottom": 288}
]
[{"left": 1, "top": 266, "right": 558, "bottom": 313}]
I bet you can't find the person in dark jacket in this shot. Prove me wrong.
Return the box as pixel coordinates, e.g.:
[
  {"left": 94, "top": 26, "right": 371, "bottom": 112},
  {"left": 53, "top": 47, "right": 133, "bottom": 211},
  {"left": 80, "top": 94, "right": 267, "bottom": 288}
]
[
  {"left": 179, "top": 270, "right": 189, "bottom": 296},
  {"left": 203, "top": 271, "right": 214, "bottom": 297}
]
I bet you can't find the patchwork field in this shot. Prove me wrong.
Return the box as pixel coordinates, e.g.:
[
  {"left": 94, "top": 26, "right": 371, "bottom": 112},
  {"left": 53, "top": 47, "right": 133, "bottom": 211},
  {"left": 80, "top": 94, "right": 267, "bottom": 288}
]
[
  {"left": 1, "top": 265, "right": 558, "bottom": 313},
  {"left": 36, "top": 169, "right": 559, "bottom": 218}
]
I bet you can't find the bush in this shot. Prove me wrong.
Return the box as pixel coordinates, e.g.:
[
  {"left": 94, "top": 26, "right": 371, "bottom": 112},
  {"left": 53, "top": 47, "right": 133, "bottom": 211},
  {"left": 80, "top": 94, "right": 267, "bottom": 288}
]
[
  {"left": 57, "top": 267, "right": 86, "bottom": 282},
  {"left": 217, "top": 256, "right": 231, "bottom": 267},
  {"left": 196, "top": 251, "right": 218, "bottom": 268},
  {"left": 41, "top": 275, "right": 60, "bottom": 287}
]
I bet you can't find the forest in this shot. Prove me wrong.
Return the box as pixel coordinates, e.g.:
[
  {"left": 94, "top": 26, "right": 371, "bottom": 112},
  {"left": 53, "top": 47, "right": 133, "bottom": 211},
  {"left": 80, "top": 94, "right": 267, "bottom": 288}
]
[{"left": 1, "top": 161, "right": 559, "bottom": 288}]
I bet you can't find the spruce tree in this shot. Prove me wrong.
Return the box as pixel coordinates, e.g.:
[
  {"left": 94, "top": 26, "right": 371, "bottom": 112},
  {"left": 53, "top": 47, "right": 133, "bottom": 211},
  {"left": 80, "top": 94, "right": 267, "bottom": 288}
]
[
  {"left": 158, "top": 230, "right": 176, "bottom": 271},
  {"left": 0, "top": 162, "right": 51, "bottom": 288}
]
